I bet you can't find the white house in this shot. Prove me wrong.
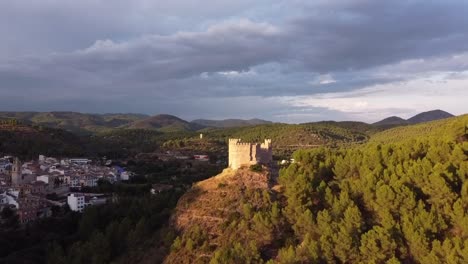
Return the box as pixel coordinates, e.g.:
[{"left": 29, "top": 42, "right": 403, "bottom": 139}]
[
  {"left": 37, "top": 175, "right": 51, "bottom": 184},
  {"left": 67, "top": 193, "right": 85, "bottom": 212},
  {"left": 48, "top": 167, "right": 65, "bottom": 175},
  {"left": 1, "top": 190, "right": 19, "bottom": 209},
  {"left": 120, "top": 171, "right": 131, "bottom": 181}
]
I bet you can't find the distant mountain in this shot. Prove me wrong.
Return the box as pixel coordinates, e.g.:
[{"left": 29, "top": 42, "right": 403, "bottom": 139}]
[
  {"left": 126, "top": 114, "right": 204, "bottom": 132},
  {"left": 191, "top": 118, "right": 272, "bottom": 128},
  {"left": 0, "top": 112, "right": 148, "bottom": 134},
  {"left": 373, "top": 116, "right": 409, "bottom": 127},
  {"left": 373, "top": 110, "right": 454, "bottom": 127},
  {"left": 0, "top": 112, "right": 269, "bottom": 133},
  {"left": 407, "top": 109, "right": 454, "bottom": 124}
]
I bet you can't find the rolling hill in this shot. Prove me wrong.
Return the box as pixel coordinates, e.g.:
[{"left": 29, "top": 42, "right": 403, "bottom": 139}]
[
  {"left": 126, "top": 114, "right": 204, "bottom": 132},
  {"left": 0, "top": 112, "right": 148, "bottom": 134},
  {"left": 407, "top": 109, "right": 454, "bottom": 124},
  {"left": 372, "top": 116, "right": 408, "bottom": 127},
  {"left": 373, "top": 109, "right": 454, "bottom": 127},
  {"left": 191, "top": 118, "right": 272, "bottom": 128},
  {"left": 0, "top": 112, "right": 270, "bottom": 133}
]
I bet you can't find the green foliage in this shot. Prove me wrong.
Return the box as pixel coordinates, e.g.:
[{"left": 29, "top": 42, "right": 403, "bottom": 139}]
[
  {"left": 250, "top": 164, "right": 263, "bottom": 172},
  {"left": 272, "top": 114, "right": 468, "bottom": 263},
  {"left": 47, "top": 192, "right": 181, "bottom": 264}
]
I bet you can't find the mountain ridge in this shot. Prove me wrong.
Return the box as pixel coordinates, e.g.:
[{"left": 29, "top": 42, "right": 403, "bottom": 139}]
[
  {"left": 373, "top": 109, "right": 454, "bottom": 127},
  {"left": 0, "top": 109, "right": 458, "bottom": 134},
  {"left": 191, "top": 118, "right": 272, "bottom": 128}
]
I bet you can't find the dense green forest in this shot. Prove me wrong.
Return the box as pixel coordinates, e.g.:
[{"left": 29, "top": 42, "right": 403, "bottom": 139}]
[
  {"left": 166, "top": 115, "right": 468, "bottom": 263},
  {"left": 0, "top": 190, "right": 180, "bottom": 264},
  {"left": 0, "top": 124, "right": 86, "bottom": 159}
]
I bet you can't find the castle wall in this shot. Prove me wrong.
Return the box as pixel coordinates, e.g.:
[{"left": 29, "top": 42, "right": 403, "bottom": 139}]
[{"left": 228, "top": 139, "right": 272, "bottom": 170}]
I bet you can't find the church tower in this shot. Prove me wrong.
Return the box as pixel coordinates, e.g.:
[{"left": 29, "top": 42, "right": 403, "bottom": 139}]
[{"left": 11, "top": 157, "right": 22, "bottom": 186}]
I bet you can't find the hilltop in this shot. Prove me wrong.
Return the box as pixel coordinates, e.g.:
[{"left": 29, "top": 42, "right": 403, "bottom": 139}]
[
  {"left": 161, "top": 166, "right": 278, "bottom": 264},
  {"left": 372, "top": 116, "right": 408, "bottom": 127},
  {"left": 407, "top": 109, "right": 454, "bottom": 123},
  {"left": 373, "top": 109, "right": 454, "bottom": 127}
]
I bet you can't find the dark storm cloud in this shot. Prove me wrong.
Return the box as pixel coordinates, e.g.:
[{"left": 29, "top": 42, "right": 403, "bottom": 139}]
[
  {"left": 0, "top": 0, "right": 468, "bottom": 121},
  {"left": 288, "top": 0, "right": 468, "bottom": 72}
]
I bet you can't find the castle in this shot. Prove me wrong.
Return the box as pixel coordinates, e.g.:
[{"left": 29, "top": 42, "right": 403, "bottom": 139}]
[{"left": 228, "top": 138, "right": 272, "bottom": 170}]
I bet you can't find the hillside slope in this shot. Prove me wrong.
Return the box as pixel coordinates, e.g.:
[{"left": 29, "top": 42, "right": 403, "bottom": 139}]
[
  {"left": 370, "top": 114, "right": 467, "bottom": 143},
  {"left": 126, "top": 114, "right": 204, "bottom": 132},
  {"left": 203, "top": 122, "right": 370, "bottom": 149},
  {"left": 162, "top": 167, "right": 278, "bottom": 264},
  {"left": 0, "top": 122, "right": 86, "bottom": 159}
]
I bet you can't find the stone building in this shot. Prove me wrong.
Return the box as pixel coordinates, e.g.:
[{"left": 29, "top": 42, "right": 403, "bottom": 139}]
[
  {"left": 228, "top": 138, "right": 272, "bottom": 170},
  {"left": 11, "top": 158, "right": 34, "bottom": 186},
  {"left": 11, "top": 158, "right": 22, "bottom": 186}
]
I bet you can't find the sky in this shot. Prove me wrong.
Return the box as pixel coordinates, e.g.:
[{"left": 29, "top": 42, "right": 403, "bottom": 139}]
[{"left": 0, "top": 0, "right": 467, "bottom": 123}]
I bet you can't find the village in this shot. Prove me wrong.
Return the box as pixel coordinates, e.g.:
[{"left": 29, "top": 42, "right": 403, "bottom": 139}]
[
  {"left": 0, "top": 148, "right": 220, "bottom": 225},
  {"left": 0, "top": 155, "right": 135, "bottom": 224}
]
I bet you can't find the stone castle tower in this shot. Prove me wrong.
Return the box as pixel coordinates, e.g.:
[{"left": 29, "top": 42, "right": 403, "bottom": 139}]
[
  {"left": 11, "top": 157, "right": 22, "bottom": 186},
  {"left": 228, "top": 138, "right": 272, "bottom": 170}
]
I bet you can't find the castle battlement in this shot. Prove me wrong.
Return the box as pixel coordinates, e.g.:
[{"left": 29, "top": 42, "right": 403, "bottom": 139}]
[{"left": 228, "top": 138, "right": 272, "bottom": 170}]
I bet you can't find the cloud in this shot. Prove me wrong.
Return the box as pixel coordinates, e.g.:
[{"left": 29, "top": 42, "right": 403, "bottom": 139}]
[
  {"left": 288, "top": 71, "right": 468, "bottom": 122},
  {"left": 0, "top": 1, "right": 467, "bottom": 122},
  {"left": 309, "top": 74, "right": 337, "bottom": 85}
]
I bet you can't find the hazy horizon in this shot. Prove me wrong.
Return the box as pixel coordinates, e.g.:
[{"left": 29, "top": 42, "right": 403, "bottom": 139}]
[
  {"left": 0, "top": 109, "right": 461, "bottom": 124},
  {"left": 1, "top": 1, "right": 468, "bottom": 123}
]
